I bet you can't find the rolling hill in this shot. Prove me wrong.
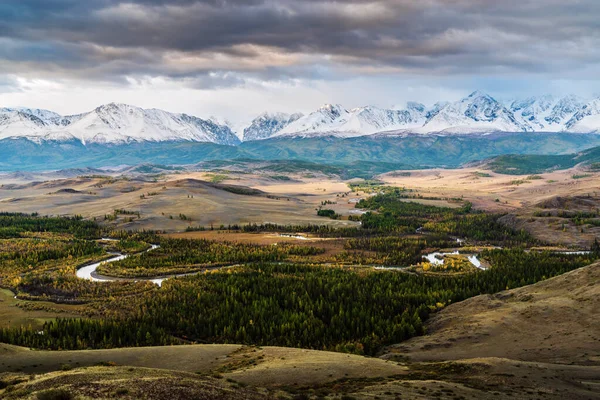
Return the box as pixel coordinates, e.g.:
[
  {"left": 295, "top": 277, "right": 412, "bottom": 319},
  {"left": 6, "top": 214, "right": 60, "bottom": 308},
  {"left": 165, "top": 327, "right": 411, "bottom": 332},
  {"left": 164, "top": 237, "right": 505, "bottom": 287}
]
[{"left": 483, "top": 145, "right": 600, "bottom": 174}]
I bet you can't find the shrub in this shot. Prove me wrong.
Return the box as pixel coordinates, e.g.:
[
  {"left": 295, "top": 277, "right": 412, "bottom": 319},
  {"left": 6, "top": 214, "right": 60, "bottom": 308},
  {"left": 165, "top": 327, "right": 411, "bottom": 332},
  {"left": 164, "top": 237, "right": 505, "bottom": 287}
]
[
  {"left": 115, "top": 388, "right": 129, "bottom": 396},
  {"left": 37, "top": 389, "right": 75, "bottom": 400}
]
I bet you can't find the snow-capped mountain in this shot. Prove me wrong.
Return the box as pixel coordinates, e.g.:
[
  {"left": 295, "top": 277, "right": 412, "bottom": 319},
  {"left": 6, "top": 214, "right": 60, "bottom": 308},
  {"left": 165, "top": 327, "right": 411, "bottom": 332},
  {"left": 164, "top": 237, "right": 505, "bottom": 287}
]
[
  {"left": 243, "top": 112, "right": 303, "bottom": 141},
  {"left": 0, "top": 107, "right": 67, "bottom": 125},
  {"left": 419, "top": 91, "right": 531, "bottom": 134},
  {"left": 346, "top": 104, "right": 427, "bottom": 133},
  {"left": 0, "top": 104, "right": 240, "bottom": 145},
  {"left": 426, "top": 102, "right": 450, "bottom": 120},
  {"left": 510, "top": 95, "right": 585, "bottom": 132},
  {"left": 275, "top": 104, "right": 352, "bottom": 137},
  {"left": 565, "top": 99, "right": 600, "bottom": 133},
  {"left": 270, "top": 102, "right": 428, "bottom": 139},
  {"left": 545, "top": 95, "right": 587, "bottom": 128},
  {"left": 510, "top": 95, "right": 556, "bottom": 131},
  {"left": 264, "top": 91, "right": 598, "bottom": 139},
  {"left": 0, "top": 109, "right": 49, "bottom": 139}
]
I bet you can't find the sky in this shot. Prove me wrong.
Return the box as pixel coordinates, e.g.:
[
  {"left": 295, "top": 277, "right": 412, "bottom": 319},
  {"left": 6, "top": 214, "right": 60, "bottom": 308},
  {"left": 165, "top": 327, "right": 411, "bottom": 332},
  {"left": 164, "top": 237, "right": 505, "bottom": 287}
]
[{"left": 0, "top": 0, "right": 599, "bottom": 124}]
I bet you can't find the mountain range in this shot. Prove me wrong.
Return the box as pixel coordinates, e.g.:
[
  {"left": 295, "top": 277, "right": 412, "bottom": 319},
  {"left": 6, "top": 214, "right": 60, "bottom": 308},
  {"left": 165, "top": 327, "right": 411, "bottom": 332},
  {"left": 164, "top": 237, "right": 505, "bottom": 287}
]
[
  {"left": 1, "top": 92, "right": 600, "bottom": 146},
  {"left": 0, "top": 103, "right": 240, "bottom": 146}
]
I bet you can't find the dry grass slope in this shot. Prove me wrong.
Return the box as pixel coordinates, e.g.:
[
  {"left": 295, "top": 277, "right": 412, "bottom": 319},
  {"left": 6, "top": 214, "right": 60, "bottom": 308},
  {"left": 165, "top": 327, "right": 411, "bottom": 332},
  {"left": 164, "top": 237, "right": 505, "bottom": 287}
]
[{"left": 386, "top": 262, "right": 600, "bottom": 365}]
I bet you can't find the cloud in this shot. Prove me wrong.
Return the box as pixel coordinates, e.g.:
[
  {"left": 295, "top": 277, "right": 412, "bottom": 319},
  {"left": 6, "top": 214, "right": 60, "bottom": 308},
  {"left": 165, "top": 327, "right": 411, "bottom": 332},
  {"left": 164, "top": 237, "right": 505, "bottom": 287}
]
[
  {"left": 0, "top": 0, "right": 598, "bottom": 92},
  {"left": 0, "top": 75, "right": 23, "bottom": 94}
]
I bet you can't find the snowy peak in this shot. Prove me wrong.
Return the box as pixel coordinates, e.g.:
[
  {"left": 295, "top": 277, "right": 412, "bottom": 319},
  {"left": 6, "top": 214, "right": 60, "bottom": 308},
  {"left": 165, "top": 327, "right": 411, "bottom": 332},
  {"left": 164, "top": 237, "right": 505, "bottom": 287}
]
[
  {"left": 0, "top": 108, "right": 53, "bottom": 140},
  {"left": 1, "top": 107, "right": 65, "bottom": 124},
  {"left": 421, "top": 91, "right": 529, "bottom": 134},
  {"left": 317, "top": 103, "right": 347, "bottom": 118},
  {"left": 276, "top": 104, "right": 352, "bottom": 137},
  {"left": 546, "top": 95, "right": 586, "bottom": 127},
  {"left": 425, "top": 102, "right": 449, "bottom": 120},
  {"left": 460, "top": 92, "right": 516, "bottom": 124},
  {"left": 406, "top": 102, "right": 426, "bottom": 114},
  {"left": 243, "top": 112, "right": 303, "bottom": 141},
  {"left": 69, "top": 102, "right": 242, "bottom": 145},
  {"left": 511, "top": 95, "right": 555, "bottom": 130},
  {"left": 510, "top": 95, "right": 585, "bottom": 131},
  {"left": 240, "top": 92, "right": 600, "bottom": 140},
  {"left": 351, "top": 105, "right": 426, "bottom": 131},
  {"left": 565, "top": 98, "right": 600, "bottom": 133}
]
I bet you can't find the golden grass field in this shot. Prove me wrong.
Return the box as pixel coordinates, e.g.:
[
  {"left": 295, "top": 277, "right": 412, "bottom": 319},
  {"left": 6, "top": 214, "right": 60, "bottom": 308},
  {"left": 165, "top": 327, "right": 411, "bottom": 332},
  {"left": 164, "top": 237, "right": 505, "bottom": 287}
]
[
  {"left": 380, "top": 167, "right": 600, "bottom": 212},
  {"left": 0, "top": 173, "right": 360, "bottom": 232}
]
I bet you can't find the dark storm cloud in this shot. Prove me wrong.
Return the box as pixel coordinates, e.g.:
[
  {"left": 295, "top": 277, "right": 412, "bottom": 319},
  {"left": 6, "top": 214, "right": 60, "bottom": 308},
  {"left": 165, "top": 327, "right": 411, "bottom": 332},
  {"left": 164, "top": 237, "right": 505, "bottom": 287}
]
[{"left": 0, "top": 0, "right": 599, "bottom": 86}]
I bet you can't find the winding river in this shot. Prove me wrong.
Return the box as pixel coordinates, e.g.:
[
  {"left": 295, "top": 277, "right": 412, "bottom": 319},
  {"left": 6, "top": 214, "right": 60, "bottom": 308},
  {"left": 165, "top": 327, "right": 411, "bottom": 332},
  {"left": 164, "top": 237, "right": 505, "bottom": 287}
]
[
  {"left": 77, "top": 239, "right": 592, "bottom": 284},
  {"left": 76, "top": 244, "right": 171, "bottom": 286},
  {"left": 76, "top": 240, "right": 240, "bottom": 287}
]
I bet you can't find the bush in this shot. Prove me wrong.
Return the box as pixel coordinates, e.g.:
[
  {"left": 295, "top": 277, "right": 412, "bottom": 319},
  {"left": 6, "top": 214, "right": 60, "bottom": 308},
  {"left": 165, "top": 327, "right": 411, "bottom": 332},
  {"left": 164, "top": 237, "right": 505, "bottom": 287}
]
[
  {"left": 317, "top": 209, "right": 339, "bottom": 219},
  {"left": 115, "top": 388, "right": 129, "bottom": 396},
  {"left": 96, "top": 361, "right": 118, "bottom": 367},
  {"left": 37, "top": 389, "right": 75, "bottom": 400}
]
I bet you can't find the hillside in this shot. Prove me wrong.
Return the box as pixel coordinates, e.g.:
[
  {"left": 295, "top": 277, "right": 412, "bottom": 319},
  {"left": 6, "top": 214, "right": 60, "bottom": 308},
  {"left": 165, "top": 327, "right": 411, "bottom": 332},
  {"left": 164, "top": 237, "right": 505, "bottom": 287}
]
[
  {"left": 385, "top": 262, "right": 600, "bottom": 365},
  {"left": 0, "top": 366, "right": 270, "bottom": 400},
  {"left": 484, "top": 145, "right": 600, "bottom": 174}
]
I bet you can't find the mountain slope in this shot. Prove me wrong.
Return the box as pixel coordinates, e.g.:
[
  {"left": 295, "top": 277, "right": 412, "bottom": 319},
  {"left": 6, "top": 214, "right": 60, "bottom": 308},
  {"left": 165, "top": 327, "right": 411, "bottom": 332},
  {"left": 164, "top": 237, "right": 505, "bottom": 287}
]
[
  {"left": 510, "top": 94, "right": 556, "bottom": 131},
  {"left": 5, "top": 131, "right": 598, "bottom": 172},
  {"left": 242, "top": 112, "right": 303, "bottom": 141},
  {"left": 0, "top": 109, "right": 49, "bottom": 139},
  {"left": 0, "top": 107, "right": 66, "bottom": 124},
  {"left": 510, "top": 95, "right": 585, "bottom": 132},
  {"left": 420, "top": 91, "right": 531, "bottom": 133},
  {"left": 276, "top": 104, "right": 352, "bottom": 137},
  {"left": 565, "top": 98, "right": 600, "bottom": 133},
  {"left": 270, "top": 93, "right": 600, "bottom": 137}
]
